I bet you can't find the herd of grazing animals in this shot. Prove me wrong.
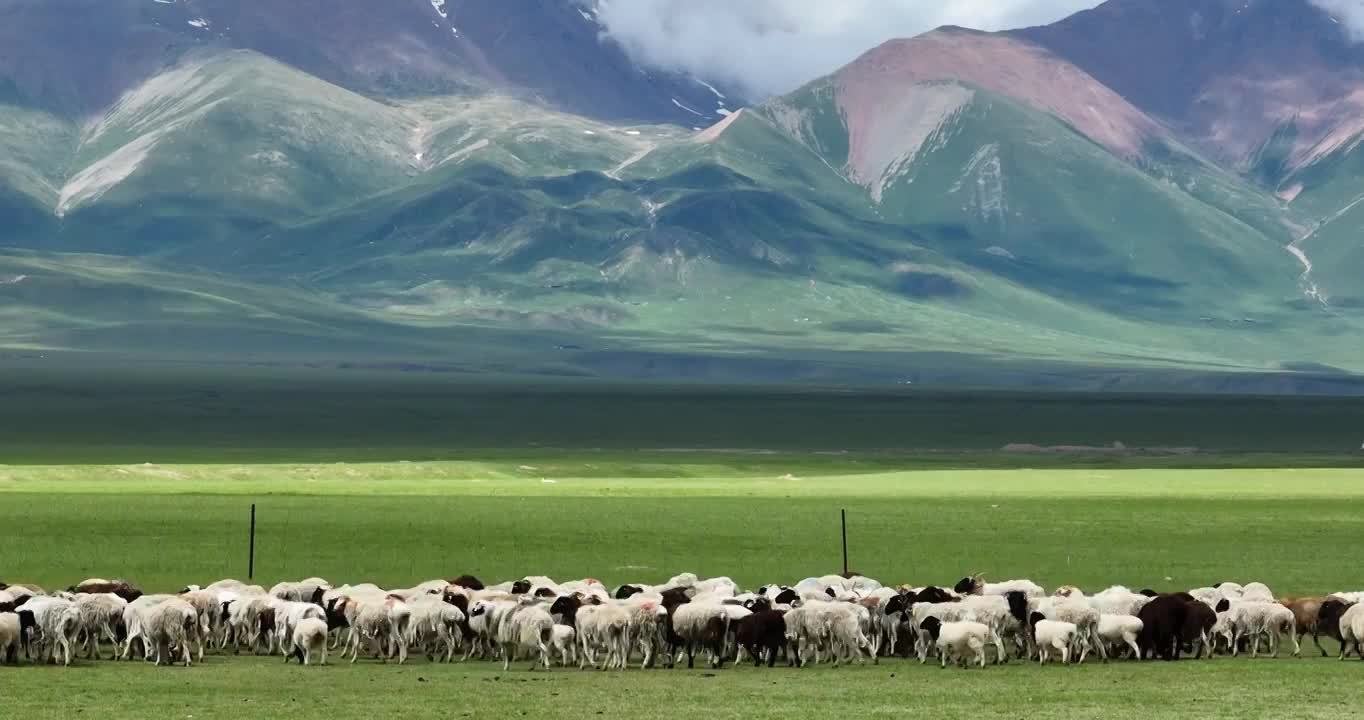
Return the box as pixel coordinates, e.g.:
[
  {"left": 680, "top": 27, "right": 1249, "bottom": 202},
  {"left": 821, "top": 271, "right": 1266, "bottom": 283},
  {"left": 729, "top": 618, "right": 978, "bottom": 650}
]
[{"left": 2, "top": 574, "right": 1364, "bottom": 670}]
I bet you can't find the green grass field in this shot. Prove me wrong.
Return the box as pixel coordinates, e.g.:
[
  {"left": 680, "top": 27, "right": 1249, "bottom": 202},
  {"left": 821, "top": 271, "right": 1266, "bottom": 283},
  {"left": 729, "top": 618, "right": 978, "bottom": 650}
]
[
  {"left": 4, "top": 460, "right": 1364, "bottom": 719},
  {"left": 3, "top": 373, "right": 1364, "bottom": 717}
]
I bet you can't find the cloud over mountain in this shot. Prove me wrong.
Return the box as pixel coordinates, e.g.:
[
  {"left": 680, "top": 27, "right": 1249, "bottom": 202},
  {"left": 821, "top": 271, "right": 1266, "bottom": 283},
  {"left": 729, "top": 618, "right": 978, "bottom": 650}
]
[{"left": 592, "top": 0, "right": 1101, "bottom": 96}]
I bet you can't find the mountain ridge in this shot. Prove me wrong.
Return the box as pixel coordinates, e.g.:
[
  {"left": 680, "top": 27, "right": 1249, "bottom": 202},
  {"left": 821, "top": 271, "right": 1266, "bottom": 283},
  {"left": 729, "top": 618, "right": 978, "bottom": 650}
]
[{"left": 0, "top": 0, "right": 1361, "bottom": 388}]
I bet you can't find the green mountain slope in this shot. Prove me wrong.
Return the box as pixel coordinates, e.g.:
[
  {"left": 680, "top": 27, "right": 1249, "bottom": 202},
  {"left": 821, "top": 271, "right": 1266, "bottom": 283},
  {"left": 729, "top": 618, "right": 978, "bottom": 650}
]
[{"left": 0, "top": 44, "right": 1360, "bottom": 388}]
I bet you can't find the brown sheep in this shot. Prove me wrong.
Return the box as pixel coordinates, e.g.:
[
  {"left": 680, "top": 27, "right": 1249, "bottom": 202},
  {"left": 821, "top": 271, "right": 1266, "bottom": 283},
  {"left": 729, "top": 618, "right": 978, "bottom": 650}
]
[
  {"left": 70, "top": 579, "right": 143, "bottom": 603},
  {"left": 1281, "top": 597, "right": 1334, "bottom": 657}
]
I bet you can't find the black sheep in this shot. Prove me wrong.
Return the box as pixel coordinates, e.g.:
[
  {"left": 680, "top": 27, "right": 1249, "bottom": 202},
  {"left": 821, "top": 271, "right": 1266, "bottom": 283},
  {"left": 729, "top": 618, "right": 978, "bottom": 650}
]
[
  {"left": 1180, "top": 601, "right": 1217, "bottom": 658},
  {"left": 735, "top": 610, "right": 787, "bottom": 667},
  {"left": 1138, "top": 595, "right": 1190, "bottom": 660}
]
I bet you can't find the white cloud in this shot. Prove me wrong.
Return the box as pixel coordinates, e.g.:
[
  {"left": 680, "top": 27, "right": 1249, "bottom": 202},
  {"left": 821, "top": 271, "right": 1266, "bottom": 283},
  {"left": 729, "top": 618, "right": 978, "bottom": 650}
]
[
  {"left": 1311, "top": 0, "right": 1364, "bottom": 39},
  {"left": 593, "top": 0, "right": 1103, "bottom": 98}
]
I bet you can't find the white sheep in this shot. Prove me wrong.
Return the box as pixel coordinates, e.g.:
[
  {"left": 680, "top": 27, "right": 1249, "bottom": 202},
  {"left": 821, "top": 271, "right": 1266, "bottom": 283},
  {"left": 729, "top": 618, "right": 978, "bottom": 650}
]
[
  {"left": 911, "top": 602, "right": 975, "bottom": 663},
  {"left": 1217, "top": 601, "right": 1297, "bottom": 658},
  {"left": 782, "top": 604, "right": 829, "bottom": 667},
  {"left": 960, "top": 575, "right": 1046, "bottom": 598},
  {"left": 271, "top": 599, "right": 326, "bottom": 656},
  {"left": 550, "top": 624, "right": 577, "bottom": 666},
  {"left": 1031, "top": 597, "right": 1106, "bottom": 663},
  {"left": 73, "top": 592, "right": 128, "bottom": 659},
  {"left": 1, "top": 612, "right": 23, "bottom": 663},
  {"left": 575, "top": 602, "right": 631, "bottom": 669},
  {"left": 269, "top": 578, "right": 331, "bottom": 603},
  {"left": 223, "top": 594, "right": 275, "bottom": 654},
  {"left": 961, "top": 594, "right": 1028, "bottom": 663},
  {"left": 621, "top": 596, "right": 669, "bottom": 668},
  {"left": 1090, "top": 588, "right": 1151, "bottom": 617},
  {"left": 143, "top": 599, "right": 199, "bottom": 667},
  {"left": 1097, "top": 614, "right": 1143, "bottom": 659},
  {"left": 120, "top": 595, "right": 173, "bottom": 661},
  {"left": 1241, "top": 582, "right": 1275, "bottom": 603},
  {"left": 1339, "top": 603, "right": 1364, "bottom": 660},
  {"left": 1031, "top": 614, "right": 1078, "bottom": 665},
  {"left": 921, "top": 618, "right": 989, "bottom": 669},
  {"left": 341, "top": 596, "right": 410, "bottom": 664},
  {"left": 497, "top": 602, "right": 555, "bottom": 671},
  {"left": 20, "top": 596, "right": 81, "bottom": 666},
  {"left": 815, "top": 602, "right": 872, "bottom": 666},
  {"left": 405, "top": 597, "right": 465, "bottom": 662},
  {"left": 286, "top": 617, "right": 329, "bottom": 666},
  {"left": 1216, "top": 582, "right": 1245, "bottom": 600}
]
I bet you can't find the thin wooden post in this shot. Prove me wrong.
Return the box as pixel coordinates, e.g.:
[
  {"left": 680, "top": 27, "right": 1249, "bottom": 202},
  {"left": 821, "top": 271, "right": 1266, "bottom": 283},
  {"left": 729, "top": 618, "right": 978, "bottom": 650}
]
[
  {"left": 841, "top": 509, "right": 848, "bottom": 576},
  {"left": 248, "top": 503, "right": 257, "bottom": 580}
]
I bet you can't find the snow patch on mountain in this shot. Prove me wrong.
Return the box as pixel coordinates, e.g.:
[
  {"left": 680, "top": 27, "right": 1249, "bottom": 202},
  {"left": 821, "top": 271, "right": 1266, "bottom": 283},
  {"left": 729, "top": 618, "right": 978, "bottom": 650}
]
[{"left": 57, "top": 133, "right": 160, "bottom": 217}]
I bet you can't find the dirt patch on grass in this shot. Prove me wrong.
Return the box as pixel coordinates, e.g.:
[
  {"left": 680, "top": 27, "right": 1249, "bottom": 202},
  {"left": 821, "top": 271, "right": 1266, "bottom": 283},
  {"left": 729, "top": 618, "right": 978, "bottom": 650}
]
[{"left": 1002, "top": 442, "right": 1199, "bottom": 456}]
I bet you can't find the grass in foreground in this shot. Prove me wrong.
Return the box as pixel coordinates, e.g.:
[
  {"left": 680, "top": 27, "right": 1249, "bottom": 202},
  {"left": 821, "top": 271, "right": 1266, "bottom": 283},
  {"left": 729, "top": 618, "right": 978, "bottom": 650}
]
[
  {"left": 6, "top": 653, "right": 1364, "bottom": 720},
  {"left": 4, "top": 461, "right": 1364, "bottom": 718}
]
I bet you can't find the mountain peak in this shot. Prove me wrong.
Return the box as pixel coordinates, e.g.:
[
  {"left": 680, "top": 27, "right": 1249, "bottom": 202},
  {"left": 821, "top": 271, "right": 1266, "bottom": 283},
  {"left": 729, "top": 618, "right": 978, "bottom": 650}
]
[
  {"left": 1015, "top": 0, "right": 1364, "bottom": 169},
  {"left": 0, "top": 0, "right": 737, "bottom": 124}
]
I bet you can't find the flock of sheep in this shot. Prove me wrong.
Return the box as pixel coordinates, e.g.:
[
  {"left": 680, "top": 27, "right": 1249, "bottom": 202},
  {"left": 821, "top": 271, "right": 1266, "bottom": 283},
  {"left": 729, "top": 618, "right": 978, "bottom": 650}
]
[{"left": 3, "top": 573, "right": 1364, "bottom": 670}]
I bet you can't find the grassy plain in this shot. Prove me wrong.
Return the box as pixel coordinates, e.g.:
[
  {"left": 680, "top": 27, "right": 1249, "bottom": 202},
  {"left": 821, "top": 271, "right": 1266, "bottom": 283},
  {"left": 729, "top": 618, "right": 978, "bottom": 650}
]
[
  {"left": 4, "top": 464, "right": 1364, "bottom": 719},
  {"left": 3, "top": 370, "right": 1363, "bottom": 717}
]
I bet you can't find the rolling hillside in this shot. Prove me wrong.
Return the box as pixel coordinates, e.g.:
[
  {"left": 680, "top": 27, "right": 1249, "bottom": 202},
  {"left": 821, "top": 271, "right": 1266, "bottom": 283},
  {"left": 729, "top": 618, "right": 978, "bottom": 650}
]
[{"left": 0, "top": 0, "right": 1361, "bottom": 389}]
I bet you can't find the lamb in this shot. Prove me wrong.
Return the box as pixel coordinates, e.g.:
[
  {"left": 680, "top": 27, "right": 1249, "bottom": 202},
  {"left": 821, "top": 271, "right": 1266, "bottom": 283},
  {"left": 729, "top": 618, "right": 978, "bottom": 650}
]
[
  {"left": 18, "top": 596, "right": 81, "bottom": 666},
  {"left": 1338, "top": 603, "right": 1364, "bottom": 661},
  {"left": 911, "top": 601, "right": 976, "bottom": 663},
  {"left": 919, "top": 617, "right": 989, "bottom": 669},
  {"left": 1031, "top": 597, "right": 1106, "bottom": 663},
  {"left": 1030, "top": 612, "right": 1078, "bottom": 665},
  {"left": 1097, "top": 614, "right": 1144, "bottom": 660},
  {"left": 550, "top": 624, "right": 577, "bottom": 666},
  {"left": 285, "top": 617, "right": 329, "bottom": 666},
  {"left": 271, "top": 599, "right": 326, "bottom": 656},
  {"left": 73, "top": 592, "right": 128, "bottom": 659},
  {"left": 143, "top": 599, "right": 200, "bottom": 667},
  {"left": 1, "top": 612, "right": 24, "bottom": 663},
  {"left": 961, "top": 592, "right": 1030, "bottom": 663}
]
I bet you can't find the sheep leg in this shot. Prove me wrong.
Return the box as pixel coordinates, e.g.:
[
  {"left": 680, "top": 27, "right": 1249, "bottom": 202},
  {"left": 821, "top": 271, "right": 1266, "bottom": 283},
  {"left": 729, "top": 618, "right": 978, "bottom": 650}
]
[
  {"left": 991, "top": 631, "right": 1008, "bottom": 665},
  {"left": 1125, "top": 633, "right": 1141, "bottom": 660},
  {"left": 1289, "top": 626, "right": 1300, "bottom": 658},
  {"left": 1312, "top": 630, "right": 1328, "bottom": 657}
]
